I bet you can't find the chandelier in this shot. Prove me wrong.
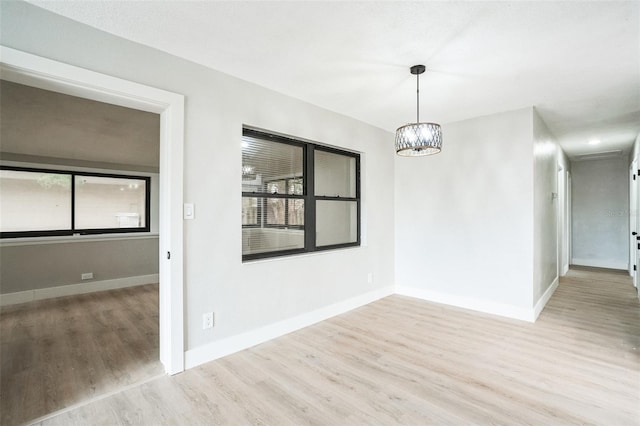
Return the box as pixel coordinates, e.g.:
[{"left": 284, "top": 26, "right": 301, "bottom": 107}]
[{"left": 395, "top": 65, "right": 442, "bottom": 156}]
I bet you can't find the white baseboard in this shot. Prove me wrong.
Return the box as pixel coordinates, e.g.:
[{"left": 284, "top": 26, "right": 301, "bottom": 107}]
[
  {"left": 395, "top": 285, "right": 535, "bottom": 322},
  {"left": 533, "top": 276, "right": 559, "bottom": 321},
  {"left": 185, "top": 285, "right": 395, "bottom": 369},
  {"left": 571, "top": 258, "right": 628, "bottom": 270},
  {"left": 0, "top": 274, "right": 159, "bottom": 307}
]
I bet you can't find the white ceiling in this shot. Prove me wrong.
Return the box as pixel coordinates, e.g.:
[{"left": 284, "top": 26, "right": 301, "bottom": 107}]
[{"left": 29, "top": 1, "right": 640, "bottom": 158}]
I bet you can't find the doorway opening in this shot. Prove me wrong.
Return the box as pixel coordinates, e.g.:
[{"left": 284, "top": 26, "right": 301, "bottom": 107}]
[{"left": 0, "top": 46, "right": 185, "bottom": 420}]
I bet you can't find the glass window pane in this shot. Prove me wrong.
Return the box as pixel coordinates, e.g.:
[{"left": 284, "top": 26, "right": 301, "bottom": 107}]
[
  {"left": 316, "top": 200, "right": 357, "bottom": 246},
  {"left": 242, "top": 137, "right": 303, "bottom": 194},
  {"left": 314, "top": 150, "right": 356, "bottom": 197},
  {"left": 75, "top": 175, "right": 147, "bottom": 229},
  {"left": 0, "top": 170, "right": 71, "bottom": 232},
  {"left": 267, "top": 180, "right": 286, "bottom": 195},
  {"left": 242, "top": 197, "right": 258, "bottom": 226},
  {"left": 288, "top": 199, "right": 304, "bottom": 226},
  {"left": 243, "top": 197, "right": 305, "bottom": 256},
  {"left": 266, "top": 198, "right": 286, "bottom": 225},
  {"left": 242, "top": 183, "right": 260, "bottom": 193},
  {"left": 265, "top": 197, "right": 304, "bottom": 227},
  {"left": 288, "top": 178, "right": 303, "bottom": 195}
]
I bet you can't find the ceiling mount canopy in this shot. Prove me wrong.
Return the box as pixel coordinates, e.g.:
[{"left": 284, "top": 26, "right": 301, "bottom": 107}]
[{"left": 395, "top": 65, "right": 442, "bottom": 157}]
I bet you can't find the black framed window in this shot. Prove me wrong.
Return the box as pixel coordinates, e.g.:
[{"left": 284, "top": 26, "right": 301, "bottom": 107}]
[
  {"left": 242, "top": 128, "right": 360, "bottom": 261},
  {"left": 0, "top": 166, "right": 151, "bottom": 238}
]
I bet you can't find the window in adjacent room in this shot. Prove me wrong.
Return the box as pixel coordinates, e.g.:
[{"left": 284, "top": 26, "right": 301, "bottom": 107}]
[
  {"left": 0, "top": 166, "right": 150, "bottom": 238},
  {"left": 241, "top": 128, "right": 360, "bottom": 260}
]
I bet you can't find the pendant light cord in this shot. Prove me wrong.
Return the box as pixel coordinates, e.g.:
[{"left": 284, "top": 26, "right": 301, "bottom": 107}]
[{"left": 416, "top": 72, "right": 420, "bottom": 123}]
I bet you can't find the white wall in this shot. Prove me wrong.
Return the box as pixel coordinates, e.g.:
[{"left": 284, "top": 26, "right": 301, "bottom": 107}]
[
  {"left": 395, "top": 108, "right": 535, "bottom": 315},
  {"left": 0, "top": 2, "right": 395, "bottom": 353},
  {"left": 0, "top": 237, "right": 159, "bottom": 294},
  {"left": 571, "top": 157, "right": 629, "bottom": 270}
]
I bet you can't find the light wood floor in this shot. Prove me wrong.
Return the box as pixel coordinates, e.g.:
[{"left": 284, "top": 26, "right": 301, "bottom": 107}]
[
  {"left": 14, "top": 268, "right": 640, "bottom": 425},
  {"left": 0, "top": 284, "right": 163, "bottom": 426}
]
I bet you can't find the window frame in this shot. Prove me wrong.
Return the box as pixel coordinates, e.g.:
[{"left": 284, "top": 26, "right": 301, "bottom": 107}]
[
  {"left": 263, "top": 176, "right": 305, "bottom": 230},
  {"left": 242, "top": 128, "right": 361, "bottom": 261},
  {"left": 312, "top": 145, "right": 361, "bottom": 249},
  {"left": 0, "top": 165, "right": 151, "bottom": 239}
]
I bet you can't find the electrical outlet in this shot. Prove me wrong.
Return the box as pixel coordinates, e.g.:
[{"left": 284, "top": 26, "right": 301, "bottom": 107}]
[
  {"left": 81, "top": 272, "right": 93, "bottom": 280},
  {"left": 203, "top": 312, "right": 214, "bottom": 329},
  {"left": 367, "top": 272, "right": 373, "bottom": 284}
]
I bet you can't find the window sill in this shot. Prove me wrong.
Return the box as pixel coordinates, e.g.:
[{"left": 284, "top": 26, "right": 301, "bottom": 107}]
[
  {"left": 0, "top": 232, "right": 159, "bottom": 247},
  {"left": 242, "top": 244, "right": 362, "bottom": 265}
]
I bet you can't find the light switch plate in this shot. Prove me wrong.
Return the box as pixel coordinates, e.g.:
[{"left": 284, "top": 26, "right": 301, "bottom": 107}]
[{"left": 184, "top": 203, "right": 195, "bottom": 220}]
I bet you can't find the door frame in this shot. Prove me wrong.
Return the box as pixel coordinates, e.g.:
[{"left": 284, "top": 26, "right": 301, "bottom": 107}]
[
  {"left": 557, "top": 166, "right": 564, "bottom": 278},
  {"left": 631, "top": 158, "right": 639, "bottom": 288},
  {"left": 557, "top": 166, "right": 570, "bottom": 277},
  {"left": 0, "top": 46, "right": 185, "bottom": 374},
  {"left": 564, "top": 170, "right": 571, "bottom": 275}
]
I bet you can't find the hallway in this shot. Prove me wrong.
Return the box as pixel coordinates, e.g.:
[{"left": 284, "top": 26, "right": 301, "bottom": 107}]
[
  {"left": 31, "top": 268, "right": 640, "bottom": 424},
  {"left": 540, "top": 266, "right": 639, "bottom": 372}
]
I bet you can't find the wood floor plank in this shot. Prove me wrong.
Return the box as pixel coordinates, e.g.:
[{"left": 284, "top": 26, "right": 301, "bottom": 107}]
[
  {"left": 1, "top": 284, "right": 162, "bottom": 425},
  {"left": 14, "top": 268, "right": 640, "bottom": 425}
]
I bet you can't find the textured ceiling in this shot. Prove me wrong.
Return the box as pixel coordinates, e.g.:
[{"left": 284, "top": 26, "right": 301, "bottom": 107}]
[{"left": 29, "top": 1, "right": 640, "bottom": 158}]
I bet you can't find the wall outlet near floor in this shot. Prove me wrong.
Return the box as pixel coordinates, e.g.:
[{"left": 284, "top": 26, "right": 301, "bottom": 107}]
[
  {"left": 367, "top": 272, "right": 373, "bottom": 284},
  {"left": 81, "top": 272, "right": 94, "bottom": 280},
  {"left": 203, "top": 312, "right": 214, "bottom": 329}
]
